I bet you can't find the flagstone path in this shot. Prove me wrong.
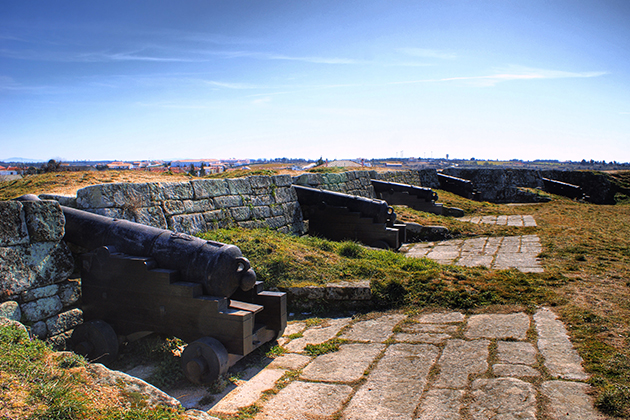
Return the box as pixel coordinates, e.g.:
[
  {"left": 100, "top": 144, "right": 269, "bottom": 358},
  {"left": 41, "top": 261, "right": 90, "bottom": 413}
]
[
  {"left": 459, "top": 214, "right": 538, "bottom": 227},
  {"left": 182, "top": 308, "right": 605, "bottom": 420},
  {"left": 402, "top": 234, "right": 544, "bottom": 273}
]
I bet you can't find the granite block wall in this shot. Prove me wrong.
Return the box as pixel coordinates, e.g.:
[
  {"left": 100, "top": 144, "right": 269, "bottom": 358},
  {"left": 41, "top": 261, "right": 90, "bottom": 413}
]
[
  {"left": 0, "top": 200, "right": 81, "bottom": 346},
  {"left": 292, "top": 170, "right": 376, "bottom": 197},
  {"left": 370, "top": 169, "right": 441, "bottom": 189},
  {"left": 67, "top": 174, "right": 305, "bottom": 236}
]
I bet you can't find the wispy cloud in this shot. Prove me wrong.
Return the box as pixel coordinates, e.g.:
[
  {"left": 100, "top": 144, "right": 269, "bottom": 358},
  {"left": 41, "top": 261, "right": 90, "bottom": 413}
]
[
  {"left": 251, "top": 97, "right": 272, "bottom": 105},
  {"left": 0, "top": 75, "right": 56, "bottom": 93},
  {"left": 267, "top": 54, "right": 363, "bottom": 64},
  {"left": 397, "top": 48, "right": 456, "bottom": 60},
  {"left": 81, "top": 49, "right": 208, "bottom": 63},
  {"left": 205, "top": 80, "right": 263, "bottom": 89},
  {"left": 391, "top": 66, "right": 607, "bottom": 87}
]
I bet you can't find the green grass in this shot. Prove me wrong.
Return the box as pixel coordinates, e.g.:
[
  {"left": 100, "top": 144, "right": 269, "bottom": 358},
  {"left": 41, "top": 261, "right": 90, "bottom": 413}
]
[
  {"left": 198, "top": 228, "right": 559, "bottom": 310},
  {"left": 0, "top": 323, "right": 185, "bottom": 420},
  {"left": 303, "top": 338, "right": 346, "bottom": 357}
]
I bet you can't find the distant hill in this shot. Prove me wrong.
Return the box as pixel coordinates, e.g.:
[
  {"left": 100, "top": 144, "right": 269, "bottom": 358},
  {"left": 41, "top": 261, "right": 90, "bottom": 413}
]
[{"left": 2, "top": 157, "right": 42, "bottom": 163}]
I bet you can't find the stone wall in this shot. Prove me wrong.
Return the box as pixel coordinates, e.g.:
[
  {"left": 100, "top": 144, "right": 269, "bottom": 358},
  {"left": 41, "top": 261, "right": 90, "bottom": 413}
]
[
  {"left": 370, "top": 169, "right": 441, "bottom": 189},
  {"left": 292, "top": 171, "right": 376, "bottom": 197},
  {"left": 0, "top": 200, "right": 80, "bottom": 346},
  {"left": 441, "top": 168, "right": 547, "bottom": 203},
  {"left": 541, "top": 170, "right": 615, "bottom": 204},
  {"left": 66, "top": 175, "right": 305, "bottom": 236}
]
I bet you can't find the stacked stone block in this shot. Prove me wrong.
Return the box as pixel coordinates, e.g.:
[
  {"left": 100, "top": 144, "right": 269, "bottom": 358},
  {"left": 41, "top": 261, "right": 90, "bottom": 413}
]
[
  {"left": 0, "top": 200, "right": 80, "bottom": 346},
  {"left": 442, "top": 168, "right": 547, "bottom": 203},
  {"left": 370, "top": 169, "right": 440, "bottom": 189},
  {"left": 292, "top": 171, "right": 376, "bottom": 198},
  {"left": 71, "top": 175, "right": 305, "bottom": 236}
]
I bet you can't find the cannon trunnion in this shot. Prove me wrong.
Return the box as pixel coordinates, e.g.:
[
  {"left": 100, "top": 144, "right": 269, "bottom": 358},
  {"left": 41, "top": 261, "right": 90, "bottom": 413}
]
[{"left": 57, "top": 205, "right": 286, "bottom": 385}]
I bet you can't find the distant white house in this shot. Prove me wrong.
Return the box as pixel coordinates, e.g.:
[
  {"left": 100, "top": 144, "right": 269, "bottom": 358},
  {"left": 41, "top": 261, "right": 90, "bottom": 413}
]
[
  {"left": 0, "top": 165, "right": 20, "bottom": 175},
  {"left": 107, "top": 162, "right": 134, "bottom": 170},
  {"left": 171, "top": 159, "right": 220, "bottom": 168}
]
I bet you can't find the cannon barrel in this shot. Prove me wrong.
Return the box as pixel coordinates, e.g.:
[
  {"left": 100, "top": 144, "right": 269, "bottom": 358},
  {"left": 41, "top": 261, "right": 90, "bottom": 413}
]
[
  {"left": 61, "top": 205, "right": 257, "bottom": 298},
  {"left": 371, "top": 180, "right": 438, "bottom": 201},
  {"left": 437, "top": 173, "right": 480, "bottom": 200},
  {"left": 293, "top": 185, "right": 396, "bottom": 225},
  {"left": 542, "top": 178, "right": 588, "bottom": 200}
]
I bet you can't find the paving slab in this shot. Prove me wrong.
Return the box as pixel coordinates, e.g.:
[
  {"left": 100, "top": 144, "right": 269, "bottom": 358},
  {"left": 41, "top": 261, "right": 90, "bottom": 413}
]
[
  {"left": 465, "top": 312, "right": 530, "bottom": 340},
  {"left": 283, "top": 321, "right": 306, "bottom": 337},
  {"left": 394, "top": 332, "right": 452, "bottom": 344},
  {"left": 405, "top": 323, "right": 459, "bottom": 334},
  {"left": 415, "top": 311, "right": 465, "bottom": 324},
  {"left": 254, "top": 381, "right": 353, "bottom": 420},
  {"left": 492, "top": 363, "right": 540, "bottom": 378},
  {"left": 434, "top": 339, "right": 490, "bottom": 388},
  {"left": 534, "top": 308, "right": 589, "bottom": 380},
  {"left": 340, "top": 313, "right": 406, "bottom": 343},
  {"left": 497, "top": 341, "right": 537, "bottom": 365},
  {"left": 300, "top": 343, "right": 385, "bottom": 383},
  {"left": 469, "top": 377, "right": 537, "bottom": 420},
  {"left": 210, "top": 368, "right": 285, "bottom": 415},
  {"left": 541, "top": 381, "right": 605, "bottom": 420},
  {"left": 342, "top": 344, "right": 439, "bottom": 420},
  {"left": 284, "top": 317, "right": 351, "bottom": 353},
  {"left": 266, "top": 353, "right": 312, "bottom": 370},
  {"left": 416, "top": 389, "right": 465, "bottom": 420}
]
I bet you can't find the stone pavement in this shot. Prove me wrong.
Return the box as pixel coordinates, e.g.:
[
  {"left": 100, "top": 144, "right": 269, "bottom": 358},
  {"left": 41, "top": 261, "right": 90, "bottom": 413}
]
[
  {"left": 459, "top": 214, "right": 538, "bottom": 227},
  {"left": 402, "top": 234, "right": 544, "bottom": 273},
  {"left": 197, "top": 308, "right": 604, "bottom": 420}
]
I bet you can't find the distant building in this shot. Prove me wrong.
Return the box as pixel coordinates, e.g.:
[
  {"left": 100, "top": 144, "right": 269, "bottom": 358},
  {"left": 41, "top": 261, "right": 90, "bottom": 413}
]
[
  {"left": 107, "top": 162, "right": 134, "bottom": 170},
  {"left": 171, "top": 159, "right": 220, "bottom": 168},
  {"left": 0, "top": 165, "right": 20, "bottom": 175},
  {"left": 324, "top": 160, "right": 363, "bottom": 168},
  {"left": 170, "top": 159, "right": 225, "bottom": 174}
]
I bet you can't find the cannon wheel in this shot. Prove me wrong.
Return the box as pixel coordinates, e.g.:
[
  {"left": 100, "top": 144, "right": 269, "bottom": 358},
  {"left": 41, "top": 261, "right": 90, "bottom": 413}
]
[
  {"left": 70, "top": 320, "right": 119, "bottom": 365},
  {"left": 371, "top": 240, "right": 390, "bottom": 250},
  {"left": 181, "top": 336, "right": 229, "bottom": 384}
]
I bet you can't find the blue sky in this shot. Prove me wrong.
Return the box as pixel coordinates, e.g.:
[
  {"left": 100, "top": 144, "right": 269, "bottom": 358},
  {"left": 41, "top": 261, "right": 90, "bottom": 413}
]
[{"left": 1, "top": 0, "right": 629, "bottom": 162}]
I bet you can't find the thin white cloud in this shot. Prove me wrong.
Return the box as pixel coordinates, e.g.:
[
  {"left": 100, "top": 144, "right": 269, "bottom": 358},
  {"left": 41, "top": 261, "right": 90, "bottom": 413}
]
[
  {"left": 397, "top": 48, "right": 457, "bottom": 60},
  {"left": 267, "top": 54, "right": 362, "bottom": 64},
  {"left": 391, "top": 67, "right": 607, "bottom": 87},
  {"left": 251, "top": 97, "right": 272, "bottom": 105},
  {"left": 205, "top": 81, "right": 263, "bottom": 89},
  {"left": 84, "top": 50, "right": 207, "bottom": 63}
]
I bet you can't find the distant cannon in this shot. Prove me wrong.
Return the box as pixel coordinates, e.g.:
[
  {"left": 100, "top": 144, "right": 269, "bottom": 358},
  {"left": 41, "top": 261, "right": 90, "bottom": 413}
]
[
  {"left": 542, "top": 178, "right": 588, "bottom": 201},
  {"left": 16, "top": 195, "right": 286, "bottom": 384},
  {"left": 437, "top": 173, "right": 481, "bottom": 200},
  {"left": 372, "top": 179, "right": 438, "bottom": 202},
  {"left": 294, "top": 185, "right": 405, "bottom": 249},
  {"left": 372, "top": 180, "right": 465, "bottom": 217}
]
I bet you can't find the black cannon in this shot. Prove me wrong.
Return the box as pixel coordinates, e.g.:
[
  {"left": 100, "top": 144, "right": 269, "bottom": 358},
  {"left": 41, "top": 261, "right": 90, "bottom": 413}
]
[
  {"left": 542, "top": 178, "right": 588, "bottom": 201},
  {"left": 372, "top": 180, "right": 443, "bottom": 214},
  {"left": 18, "top": 195, "right": 286, "bottom": 384},
  {"left": 294, "top": 185, "right": 405, "bottom": 249},
  {"left": 437, "top": 172, "right": 481, "bottom": 200}
]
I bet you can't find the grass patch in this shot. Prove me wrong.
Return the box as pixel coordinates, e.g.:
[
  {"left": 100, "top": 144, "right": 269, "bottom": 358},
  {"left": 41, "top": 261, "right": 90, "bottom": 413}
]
[
  {"left": 0, "top": 323, "right": 185, "bottom": 419},
  {"left": 199, "top": 228, "right": 559, "bottom": 309},
  {"left": 304, "top": 338, "right": 346, "bottom": 357},
  {"left": 202, "top": 169, "right": 277, "bottom": 179}
]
